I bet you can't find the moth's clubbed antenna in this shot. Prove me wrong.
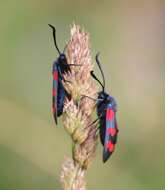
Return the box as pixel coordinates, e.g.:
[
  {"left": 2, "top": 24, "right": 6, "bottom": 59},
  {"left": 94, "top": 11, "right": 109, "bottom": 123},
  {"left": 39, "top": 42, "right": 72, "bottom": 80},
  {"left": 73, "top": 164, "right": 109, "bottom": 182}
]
[{"left": 60, "top": 24, "right": 98, "bottom": 190}]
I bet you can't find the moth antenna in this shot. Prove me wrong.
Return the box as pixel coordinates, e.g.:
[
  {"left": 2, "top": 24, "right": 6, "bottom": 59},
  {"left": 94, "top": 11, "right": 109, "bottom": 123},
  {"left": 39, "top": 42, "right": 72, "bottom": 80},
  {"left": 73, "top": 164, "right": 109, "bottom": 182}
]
[
  {"left": 48, "top": 24, "right": 61, "bottom": 55},
  {"left": 90, "top": 71, "right": 104, "bottom": 91},
  {"left": 95, "top": 53, "right": 105, "bottom": 91}
]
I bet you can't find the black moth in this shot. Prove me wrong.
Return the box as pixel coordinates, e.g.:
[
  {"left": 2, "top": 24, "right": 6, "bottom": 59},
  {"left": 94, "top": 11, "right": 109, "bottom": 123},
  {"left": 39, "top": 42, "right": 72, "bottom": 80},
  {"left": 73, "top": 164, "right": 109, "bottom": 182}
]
[
  {"left": 88, "top": 53, "right": 118, "bottom": 162},
  {"left": 49, "top": 24, "right": 70, "bottom": 125}
]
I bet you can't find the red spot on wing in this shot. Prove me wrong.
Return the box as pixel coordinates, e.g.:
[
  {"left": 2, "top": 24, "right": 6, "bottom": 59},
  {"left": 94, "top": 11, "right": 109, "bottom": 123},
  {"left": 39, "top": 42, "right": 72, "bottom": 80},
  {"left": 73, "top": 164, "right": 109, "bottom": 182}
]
[
  {"left": 106, "top": 141, "right": 115, "bottom": 152},
  {"left": 106, "top": 108, "right": 114, "bottom": 121},
  {"left": 52, "top": 88, "right": 56, "bottom": 96},
  {"left": 107, "top": 128, "right": 116, "bottom": 136},
  {"left": 53, "top": 71, "right": 58, "bottom": 80}
]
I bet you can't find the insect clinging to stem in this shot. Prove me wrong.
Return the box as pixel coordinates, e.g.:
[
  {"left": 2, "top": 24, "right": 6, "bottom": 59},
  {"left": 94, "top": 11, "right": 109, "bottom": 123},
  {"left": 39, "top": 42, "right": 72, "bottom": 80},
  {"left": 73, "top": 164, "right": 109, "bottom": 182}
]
[
  {"left": 87, "top": 53, "right": 119, "bottom": 162},
  {"left": 49, "top": 24, "right": 82, "bottom": 125},
  {"left": 48, "top": 24, "right": 70, "bottom": 125}
]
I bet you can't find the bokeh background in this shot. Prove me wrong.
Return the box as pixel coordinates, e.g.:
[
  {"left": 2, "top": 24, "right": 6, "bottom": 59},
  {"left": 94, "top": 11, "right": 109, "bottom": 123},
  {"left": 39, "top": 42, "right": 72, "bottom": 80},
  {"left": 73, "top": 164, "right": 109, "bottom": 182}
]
[{"left": 0, "top": 0, "right": 165, "bottom": 189}]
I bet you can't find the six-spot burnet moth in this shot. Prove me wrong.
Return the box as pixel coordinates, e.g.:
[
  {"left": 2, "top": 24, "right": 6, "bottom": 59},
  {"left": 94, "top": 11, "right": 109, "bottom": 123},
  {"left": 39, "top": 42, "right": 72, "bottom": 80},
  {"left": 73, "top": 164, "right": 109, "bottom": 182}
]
[
  {"left": 49, "top": 24, "right": 70, "bottom": 125},
  {"left": 82, "top": 53, "right": 119, "bottom": 162},
  {"left": 49, "top": 24, "right": 83, "bottom": 125},
  {"left": 91, "top": 53, "right": 118, "bottom": 162}
]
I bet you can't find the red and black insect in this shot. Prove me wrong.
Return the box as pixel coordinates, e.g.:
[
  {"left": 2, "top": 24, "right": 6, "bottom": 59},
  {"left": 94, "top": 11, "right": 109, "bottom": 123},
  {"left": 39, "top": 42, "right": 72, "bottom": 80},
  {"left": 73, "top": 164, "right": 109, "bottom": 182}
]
[
  {"left": 49, "top": 24, "right": 70, "bottom": 125},
  {"left": 90, "top": 53, "right": 119, "bottom": 162},
  {"left": 49, "top": 24, "right": 81, "bottom": 125}
]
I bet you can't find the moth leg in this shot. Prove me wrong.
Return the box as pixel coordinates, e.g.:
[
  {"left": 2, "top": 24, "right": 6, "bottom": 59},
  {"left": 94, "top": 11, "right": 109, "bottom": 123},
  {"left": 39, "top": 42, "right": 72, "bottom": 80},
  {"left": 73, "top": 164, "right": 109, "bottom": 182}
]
[
  {"left": 67, "top": 64, "right": 83, "bottom": 66},
  {"left": 87, "top": 113, "right": 103, "bottom": 129},
  {"left": 80, "top": 95, "right": 103, "bottom": 102},
  {"left": 58, "top": 66, "right": 71, "bottom": 83}
]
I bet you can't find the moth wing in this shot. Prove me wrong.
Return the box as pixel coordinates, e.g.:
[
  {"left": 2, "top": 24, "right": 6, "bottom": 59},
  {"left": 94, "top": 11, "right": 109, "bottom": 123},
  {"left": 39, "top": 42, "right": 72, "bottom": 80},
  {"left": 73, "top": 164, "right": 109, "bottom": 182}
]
[
  {"left": 52, "top": 69, "right": 58, "bottom": 125},
  {"left": 103, "top": 104, "right": 117, "bottom": 162}
]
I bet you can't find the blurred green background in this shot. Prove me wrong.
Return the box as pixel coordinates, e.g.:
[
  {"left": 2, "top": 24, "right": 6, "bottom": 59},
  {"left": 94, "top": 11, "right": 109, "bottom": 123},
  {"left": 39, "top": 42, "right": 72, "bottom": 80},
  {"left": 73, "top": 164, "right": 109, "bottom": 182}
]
[{"left": 0, "top": 0, "right": 165, "bottom": 189}]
